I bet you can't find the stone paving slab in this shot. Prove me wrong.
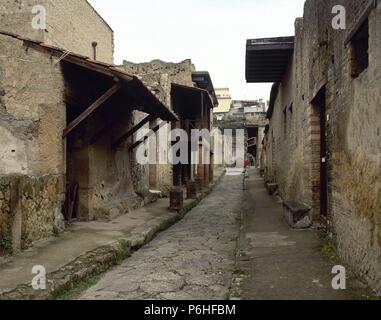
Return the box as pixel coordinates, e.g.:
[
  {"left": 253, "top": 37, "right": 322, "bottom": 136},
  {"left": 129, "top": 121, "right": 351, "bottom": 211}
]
[
  {"left": 80, "top": 173, "right": 244, "bottom": 300},
  {"left": 0, "top": 169, "right": 225, "bottom": 300},
  {"left": 230, "top": 168, "right": 375, "bottom": 300}
]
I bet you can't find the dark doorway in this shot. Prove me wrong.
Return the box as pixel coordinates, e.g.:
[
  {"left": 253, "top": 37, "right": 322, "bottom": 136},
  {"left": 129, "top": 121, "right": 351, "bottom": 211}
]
[
  {"left": 311, "top": 85, "right": 328, "bottom": 219},
  {"left": 319, "top": 91, "right": 328, "bottom": 218},
  {"left": 246, "top": 126, "right": 259, "bottom": 167}
]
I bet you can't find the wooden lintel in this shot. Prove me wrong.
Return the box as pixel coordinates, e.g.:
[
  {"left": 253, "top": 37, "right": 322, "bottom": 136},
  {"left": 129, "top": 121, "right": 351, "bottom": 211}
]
[
  {"left": 129, "top": 121, "right": 167, "bottom": 152},
  {"left": 113, "top": 115, "right": 154, "bottom": 149},
  {"left": 344, "top": 0, "right": 376, "bottom": 47},
  {"left": 63, "top": 82, "right": 122, "bottom": 138}
]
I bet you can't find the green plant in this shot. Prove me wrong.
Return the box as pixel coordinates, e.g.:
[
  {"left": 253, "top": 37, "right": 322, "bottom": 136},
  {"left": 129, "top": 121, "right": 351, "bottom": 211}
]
[
  {"left": 0, "top": 234, "right": 13, "bottom": 256},
  {"left": 54, "top": 276, "right": 100, "bottom": 300},
  {"left": 321, "top": 238, "right": 341, "bottom": 263}
]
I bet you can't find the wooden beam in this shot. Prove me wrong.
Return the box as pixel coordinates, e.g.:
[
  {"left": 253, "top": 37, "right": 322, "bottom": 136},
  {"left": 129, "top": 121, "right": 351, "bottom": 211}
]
[
  {"left": 129, "top": 121, "right": 167, "bottom": 152},
  {"left": 344, "top": 0, "right": 376, "bottom": 47},
  {"left": 90, "top": 113, "right": 125, "bottom": 145},
  {"left": 63, "top": 82, "right": 122, "bottom": 138},
  {"left": 113, "top": 115, "right": 154, "bottom": 148},
  {"left": 24, "top": 42, "right": 134, "bottom": 82}
]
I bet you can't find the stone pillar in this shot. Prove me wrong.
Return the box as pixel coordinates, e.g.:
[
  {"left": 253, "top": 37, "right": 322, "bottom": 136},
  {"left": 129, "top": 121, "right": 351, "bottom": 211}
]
[
  {"left": 210, "top": 153, "right": 214, "bottom": 183},
  {"left": 169, "top": 187, "right": 183, "bottom": 211},
  {"left": 186, "top": 180, "right": 197, "bottom": 199},
  {"left": 194, "top": 177, "right": 202, "bottom": 193},
  {"left": 204, "top": 164, "right": 210, "bottom": 187},
  {"left": 197, "top": 142, "right": 205, "bottom": 188}
]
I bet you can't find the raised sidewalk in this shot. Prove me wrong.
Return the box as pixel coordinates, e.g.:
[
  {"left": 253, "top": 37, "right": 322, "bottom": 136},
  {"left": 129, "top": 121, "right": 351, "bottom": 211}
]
[{"left": 0, "top": 169, "right": 224, "bottom": 300}]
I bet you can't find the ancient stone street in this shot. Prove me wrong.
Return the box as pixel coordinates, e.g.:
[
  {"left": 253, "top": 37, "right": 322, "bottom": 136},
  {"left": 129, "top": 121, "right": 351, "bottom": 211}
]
[
  {"left": 0, "top": 0, "right": 380, "bottom": 302},
  {"left": 78, "top": 169, "right": 375, "bottom": 300},
  {"left": 80, "top": 173, "right": 243, "bottom": 300}
]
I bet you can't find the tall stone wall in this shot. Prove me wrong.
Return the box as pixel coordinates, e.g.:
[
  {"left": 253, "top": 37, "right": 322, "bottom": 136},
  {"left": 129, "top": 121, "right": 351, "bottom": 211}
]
[
  {"left": 0, "top": 0, "right": 44, "bottom": 42},
  {"left": 120, "top": 60, "right": 196, "bottom": 195},
  {"left": 0, "top": 0, "right": 114, "bottom": 63},
  {"left": 264, "top": 0, "right": 381, "bottom": 291},
  {"left": 0, "top": 35, "right": 66, "bottom": 255},
  {"left": 66, "top": 100, "right": 142, "bottom": 222}
]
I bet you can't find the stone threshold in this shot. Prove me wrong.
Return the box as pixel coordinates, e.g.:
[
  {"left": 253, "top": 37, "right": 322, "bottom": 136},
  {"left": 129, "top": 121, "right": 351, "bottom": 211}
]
[{"left": 0, "top": 169, "right": 226, "bottom": 300}]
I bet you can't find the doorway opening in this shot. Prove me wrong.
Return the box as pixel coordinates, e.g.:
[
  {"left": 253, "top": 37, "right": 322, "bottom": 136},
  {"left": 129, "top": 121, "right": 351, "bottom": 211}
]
[
  {"left": 246, "top": 126, "right": 259, "bottom": 167},
  {"left": 311, "top": 85, "right": 328, "bottom": 220}
]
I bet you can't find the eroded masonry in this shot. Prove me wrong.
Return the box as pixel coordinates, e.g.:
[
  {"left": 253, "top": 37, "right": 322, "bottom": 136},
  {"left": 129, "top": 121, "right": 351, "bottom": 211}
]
[
  {"left": 0, "top": 0, "right": 218, "bottom": 256},
  {"left": 246, "top": 0, "right": 381, "bottom": 291}
]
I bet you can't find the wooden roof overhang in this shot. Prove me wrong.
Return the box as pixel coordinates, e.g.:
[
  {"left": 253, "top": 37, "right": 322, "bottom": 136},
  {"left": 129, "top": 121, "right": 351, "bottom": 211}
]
[
  {"left": 0, "top": 31, "right": 178, "bottom": 140},
  {"left": 191, "top": 71, "right": 219, "bottom": 107},
  {"left": 246, "top": 36, "right": 294, "bottom": 83},
  {"left": 171, "top": 83, "right": 214, "bottom": 119}
]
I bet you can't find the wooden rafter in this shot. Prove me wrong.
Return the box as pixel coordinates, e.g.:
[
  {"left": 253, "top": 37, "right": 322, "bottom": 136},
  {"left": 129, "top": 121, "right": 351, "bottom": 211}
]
[
  {"left": 113, "top": 115, "right": 154, "bottom": 149},
  {"left": 62, "top": 82, "right": 122, "bottom": 138},
  {"left": 129, "top": 121, "right": 167, "bottom": 152}
]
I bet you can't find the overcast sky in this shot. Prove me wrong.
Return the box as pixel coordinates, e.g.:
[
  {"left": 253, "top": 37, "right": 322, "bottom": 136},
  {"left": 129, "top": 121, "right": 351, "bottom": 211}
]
[{"left": 88, "top": 0, "right": 306, "bottom": 101}]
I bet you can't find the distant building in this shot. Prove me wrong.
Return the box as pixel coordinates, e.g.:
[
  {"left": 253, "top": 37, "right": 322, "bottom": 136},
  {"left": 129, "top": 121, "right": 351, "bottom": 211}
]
[
  {"left": 229, "top": 100, "right": 267, "bottom": 117},
  {"left": 214, "top": 88, "right": 231, "bottom": 120}
]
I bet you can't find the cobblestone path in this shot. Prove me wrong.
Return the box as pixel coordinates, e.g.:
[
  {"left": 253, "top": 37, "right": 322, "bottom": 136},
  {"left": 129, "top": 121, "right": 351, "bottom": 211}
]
[{"left": 80, "top": 174, "right": 243, "bottom": 300}]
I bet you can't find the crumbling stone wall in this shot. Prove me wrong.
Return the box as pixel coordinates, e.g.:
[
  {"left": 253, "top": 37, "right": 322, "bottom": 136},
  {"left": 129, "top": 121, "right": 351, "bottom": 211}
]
[
  {"left": 0, "top": 175, "right": 63, "bottom": 255},
  {"left": 0, "top": 34, "right": 66, "bottom": 255},
  {"left": 264, "top": 0, "right": 381, "bottom": 291},
  {"left": 0, "top": 0, "right": 114, "bottom": 63},
  {"left": 0, "top": 0, "right": 44, "bottom": 42},
  {"left": 120, "top": 60, "right": 196, "bottom": 196},
  {"left": 62, "top": 72, "right": 147, "bottom": 223}
]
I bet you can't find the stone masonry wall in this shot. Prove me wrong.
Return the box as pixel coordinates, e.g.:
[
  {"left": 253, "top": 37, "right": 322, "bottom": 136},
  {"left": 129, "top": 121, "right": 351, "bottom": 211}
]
[
  {"left": 120, "top": 60, "right": 196, "bottom": 196},
  {"left": 0, "top": 175, "right": 63, "bottom": 255},
  {"left": 0, "top": 35, "right": 66, "bottom": 255},
  {"left": 0, "top": 0, "right": 44, "bottom": 42},
  {"left": 66, "top": 103, "right": 143, "bottom": 222},
  {"left": 0, "top": 0, "right": 114, "bottom": 63},
  {"left": 265, "top": 0, "right": 381, "bottom": 291}
]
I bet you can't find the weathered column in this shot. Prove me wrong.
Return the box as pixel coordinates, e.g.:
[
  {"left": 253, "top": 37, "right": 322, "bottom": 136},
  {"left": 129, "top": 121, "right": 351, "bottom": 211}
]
[
  {"left": 209, "top": 152, "right": 214, "bottom": 183},
  {"left": 169, "top": 186, "right": 184, "bottom": 211},
  {"left": 186, "top": 180, "right": 197, "bottom": 199},
  {"left": 204, "top": 163, "right": 210, "bottom": 187},
  {"left": 197, "top": 141, "right": 205, "bottom": 188}
]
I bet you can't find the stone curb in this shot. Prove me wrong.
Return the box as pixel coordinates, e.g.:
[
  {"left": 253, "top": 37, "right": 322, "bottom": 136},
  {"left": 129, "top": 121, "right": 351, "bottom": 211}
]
[{"left": 0, "top": 170, "right": 226, "bottom": 300}]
